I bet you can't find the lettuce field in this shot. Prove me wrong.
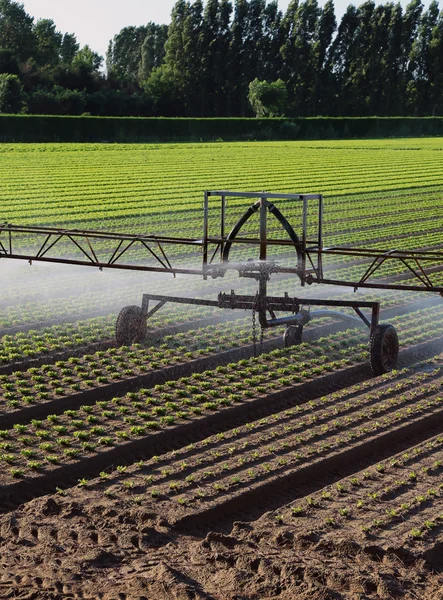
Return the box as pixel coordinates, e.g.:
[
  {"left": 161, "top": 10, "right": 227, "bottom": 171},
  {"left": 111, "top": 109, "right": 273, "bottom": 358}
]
[{"left": 0, "top": 139, "right": 443, "bottom": 600}]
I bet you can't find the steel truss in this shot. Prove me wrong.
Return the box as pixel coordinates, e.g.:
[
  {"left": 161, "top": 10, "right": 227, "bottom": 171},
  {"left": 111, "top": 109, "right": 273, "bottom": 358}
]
[
  {"left": 2, "top": 191, "right": 442, "bottom": 294},
  {"left": 2, "top": 190, "right": 442, "bottom": 374}
]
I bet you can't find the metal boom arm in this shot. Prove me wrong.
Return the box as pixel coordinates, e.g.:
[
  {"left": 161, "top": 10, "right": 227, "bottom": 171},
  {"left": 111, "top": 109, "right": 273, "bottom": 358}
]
[{"left": 1, "top": 190, "right": 443, "bottom": 295}]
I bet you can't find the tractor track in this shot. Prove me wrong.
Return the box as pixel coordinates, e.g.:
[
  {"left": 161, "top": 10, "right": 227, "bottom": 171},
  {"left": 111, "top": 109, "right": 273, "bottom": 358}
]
[{"left": 0, "top": 334, "right": 442, "bottom": 513}]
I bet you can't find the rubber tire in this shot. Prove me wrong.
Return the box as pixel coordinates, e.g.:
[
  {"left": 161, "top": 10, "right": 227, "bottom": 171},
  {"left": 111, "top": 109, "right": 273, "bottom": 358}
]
[
  {"left": 115, "top": 305, "right": 147, "bottom": 346},
  {"left": 370, "top": 323, "right": 399, "bottom": 376},
  {"left": 283, "top": 325, "right": 303, "bottom": 348}
]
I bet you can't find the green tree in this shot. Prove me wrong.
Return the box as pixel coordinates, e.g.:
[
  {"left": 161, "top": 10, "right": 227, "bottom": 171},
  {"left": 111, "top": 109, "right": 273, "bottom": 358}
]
[
  {"left": 161, "top": 0, "right": 191, "bottom": 110},
  {"left": 280, "top": 0, "right": 299, "bottom": 84},
  {"left": 197, "top": 0, "right": 233, "bottom": 116},
  {"left": 0, "top": 47, "right": 18, "bottom": 73},
  {"left": 380, "top": 3, "right": 404, "bottom": 115},
  {"left": 27, "top": 89, "right": 62, "bottom": 114},
  {"left": 215, "top": 0, "right": 233, "bottom": 115},
  {"left": 196, "top": 0, "right": 233, "bottom": 116},
  {"left": 62, "top": 45, "right": 103, "bottom": 92},
  {"left": 407, "top": 1, "right": 440, "bottom": 113},
  {"left": 248, "top": 77, "right": 287, "bottom": 116},
  {"left": 55, "top": 86, "right": 86, "bottom": 114},
  {"left": 229, "top": 0, "right": 250, "bottom": 115},
  {"left": 143, "top": 64, "right": 181, "bottom": 115},
  {"left": 401, "top": 0, "right": 424, "bottom": 92},
  {"left": 33, "top": 19, "right": 62, "bottom": 67},
  {"left": 158, "top": 0, "right": 211, "bottom": 115},
  {"left": 0, "top": 72, "right": 23, "bottom": 112},
  {"left": 72, "top": 45, "right": 103, "bottom": 72},
  {"left": 245, "top": 0, "right": 267, "bottom": 79},
  {"left": 262, "top": 1, "right": 284, "bottom": 81},
  {"left": 60, "top": 33, "right": 79, "bottom": 66},
  {"left": 329, "top": 5, "right": 359, "bottom": 115},
  {"left": 281, "top": 0, "right": 321, "bottom": 116},
  {"left": 312, "top": 0, "right": 336, "bottom": 114},
  {"left": 199, "top": 0, "right": 221, "bottom": 115},
  {"left": 138, "top": 23, "right": 168, "bottom": 84},
  {"left": 107, "top": 25, "right": 147, "bottom": 85},
  {"left": 428, "top": 6, "right": 443, "bottom": 114},
  {"left": 345, "top": 0, "right": 377, "bottom": 115},
  {"left": 0, "top": 0, "right": 35, "bottom": 61},
  {"left": 182, "top": 0, "right": 204, "bottom": 115}
]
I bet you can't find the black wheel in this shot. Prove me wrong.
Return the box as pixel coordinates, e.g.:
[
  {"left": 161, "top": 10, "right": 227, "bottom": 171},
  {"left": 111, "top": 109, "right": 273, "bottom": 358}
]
[
  {"left": 283, "top": 325, "right": 303, "bottom": 348},
  {"left": 370, "top": 323, "right": 399, "bottom": 375},
  {"left": 115, "top": 305, "right": 147, "bottom": 346}
]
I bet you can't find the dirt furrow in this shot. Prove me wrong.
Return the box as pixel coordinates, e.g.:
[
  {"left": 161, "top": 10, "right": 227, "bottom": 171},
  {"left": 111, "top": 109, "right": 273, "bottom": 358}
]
[
  {"left": 1, "top": 335, "right": 442, "bottom": 513},
  {"left": 173, "top": 389, "right": 443, "bottom": 533}
]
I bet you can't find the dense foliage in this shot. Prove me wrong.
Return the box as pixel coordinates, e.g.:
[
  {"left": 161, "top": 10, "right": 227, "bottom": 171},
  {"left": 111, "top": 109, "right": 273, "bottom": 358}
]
[
  {"left": 0, "top": 0, "right": 443, "bottom": 117},
  {"left": 1, "top": 115, "right": 443, "bottom": 143}
]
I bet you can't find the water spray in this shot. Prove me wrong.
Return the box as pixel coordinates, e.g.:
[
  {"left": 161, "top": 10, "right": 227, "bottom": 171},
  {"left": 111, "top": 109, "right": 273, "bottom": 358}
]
[{"left": 1, "top": 190, "right": 442, "bottom": 376}]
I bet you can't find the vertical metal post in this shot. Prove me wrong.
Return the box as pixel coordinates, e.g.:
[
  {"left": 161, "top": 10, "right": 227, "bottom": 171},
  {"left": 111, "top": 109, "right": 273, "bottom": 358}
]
[
  {"left": 220, "top": 194, "right": 226, "bottom": 259},
  {"left": 259, "top": 196, "right": 267, "bottom": 262},
  {"left": 370, "top": 303, "right": 380, "bottom": 336},
  {"left": 318, "top": 194, "right": 324, "bottom": 280},
  {"left": 141, "top": 294, "right": 150, "bottom": 315},
  {"left": 258, "top": 196, "right": 268, "bottom": 328},
  {"left": 203, "top": 191, "right": 209, "bottom": 278},
  {"left": 301, "top": 195, "right": 307, "bottom": 286}
]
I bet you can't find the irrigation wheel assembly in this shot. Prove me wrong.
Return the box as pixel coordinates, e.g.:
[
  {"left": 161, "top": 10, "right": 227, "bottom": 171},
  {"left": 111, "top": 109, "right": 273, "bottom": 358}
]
[{"left": 2, "top": 190, "right": 442, "bottom": 375}]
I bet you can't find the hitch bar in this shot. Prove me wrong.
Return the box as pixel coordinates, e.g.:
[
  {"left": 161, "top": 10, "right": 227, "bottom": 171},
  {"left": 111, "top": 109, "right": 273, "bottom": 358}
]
[{"left": 140, "top": 291, "right": 380, "bottom": 334}]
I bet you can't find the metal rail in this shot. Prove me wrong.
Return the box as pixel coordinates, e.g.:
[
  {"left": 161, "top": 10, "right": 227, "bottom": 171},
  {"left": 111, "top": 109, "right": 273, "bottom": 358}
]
[
  {"left": 1, "top": 190, "right": 443, "bottom": 294},
  {"left": 140, "top": 292, "right": 381, "bottom": 334}
]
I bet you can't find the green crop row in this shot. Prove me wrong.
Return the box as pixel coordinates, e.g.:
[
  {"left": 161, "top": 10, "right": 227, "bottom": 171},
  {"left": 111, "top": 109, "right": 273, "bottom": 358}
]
[
  {"left": 1, "top": 302, "right": 442, "bottom": 417},
  {"left": 269, "top": 428, "right": 443, "bottom": 545},
  {"left": 0, "top": 316, "right": 115, "bottom": 365},
  {"left": 63, "top": 356, "right": 443, "bottom": 518},
  {"left": 2, "top": 141, "right": 443, "bottom": 231},
  {"left": 0, "top": 309, "right": 442, "bottom": 487}
]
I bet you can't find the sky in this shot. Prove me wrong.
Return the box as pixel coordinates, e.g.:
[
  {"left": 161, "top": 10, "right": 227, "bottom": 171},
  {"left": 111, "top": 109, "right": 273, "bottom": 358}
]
[{"left": 21, "top": 0, "right": 430, "bottom": 60}]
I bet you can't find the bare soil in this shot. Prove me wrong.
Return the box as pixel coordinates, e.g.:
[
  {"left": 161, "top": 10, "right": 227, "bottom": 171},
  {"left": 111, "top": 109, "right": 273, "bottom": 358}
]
[
  {"left": 2, "top": 353, "right": 443, "bottom": 599},
  {"left": 1, "top": 483, "right": 442, "bottom": 600}
]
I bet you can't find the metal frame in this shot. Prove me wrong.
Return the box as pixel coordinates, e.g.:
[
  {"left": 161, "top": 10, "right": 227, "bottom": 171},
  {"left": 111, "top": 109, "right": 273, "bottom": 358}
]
[
  {"left": 1, "top": 190, "right": 442, "bottom": 337},
  {"left": 140, "top": 290, "right": 380, "bottom": 336}
]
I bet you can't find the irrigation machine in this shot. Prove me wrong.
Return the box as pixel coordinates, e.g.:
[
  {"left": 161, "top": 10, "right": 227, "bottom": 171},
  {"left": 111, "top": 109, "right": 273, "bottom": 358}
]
[{"left": 1, "top": 191, "right": 443, "bottom": 376}]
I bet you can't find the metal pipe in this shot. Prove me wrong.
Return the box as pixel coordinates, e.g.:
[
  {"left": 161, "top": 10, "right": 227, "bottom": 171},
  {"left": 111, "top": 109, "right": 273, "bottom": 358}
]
[
  {"left": 259, "top": 197, "right": 267, "bottom": 262},
  {"left": 3, "top": 254, "right": 207, "bottom": 276},
  {"left": 207, "top": 191, "right": 322, "bottom": 200},
  {"left": 317, "top": 277, "right": 443, "bottom": 294},
  {"left": 143, "top": 293, "right": 221, "bottom": 308},
  {"left": 266, "top": 314, "right": 307, "bottom": 327},
  {"left": 203, "top": 191, "right": 209, "bottom": 270}
]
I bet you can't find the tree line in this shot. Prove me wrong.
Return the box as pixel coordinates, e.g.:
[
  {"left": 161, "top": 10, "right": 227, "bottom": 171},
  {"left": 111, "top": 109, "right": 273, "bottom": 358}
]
[{"left": 1, "top": 0, "right": 442, "bottom": 117}]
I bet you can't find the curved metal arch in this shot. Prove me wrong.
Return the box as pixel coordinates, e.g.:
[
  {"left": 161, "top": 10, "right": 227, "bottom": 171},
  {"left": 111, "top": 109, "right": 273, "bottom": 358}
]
[{"left": 221, "top": 200, "right": 303, "bottom": 276}]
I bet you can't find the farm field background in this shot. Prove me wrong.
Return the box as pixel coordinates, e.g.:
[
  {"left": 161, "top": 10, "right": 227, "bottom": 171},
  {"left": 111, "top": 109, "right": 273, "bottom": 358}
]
[{"left": 0, "top": 139, "right": 443, "bottom": 599}]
